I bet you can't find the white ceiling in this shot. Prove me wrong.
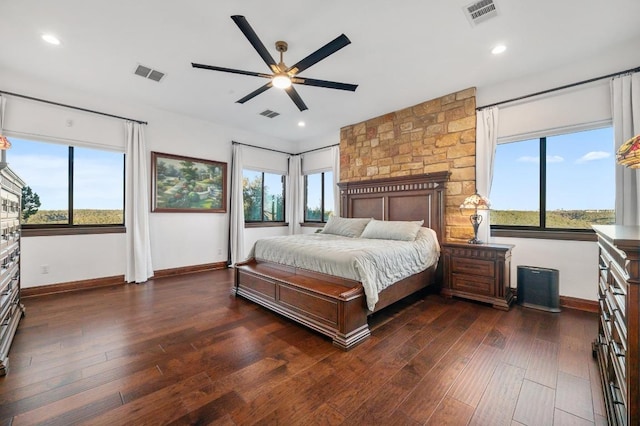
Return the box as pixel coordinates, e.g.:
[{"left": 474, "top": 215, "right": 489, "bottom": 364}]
[{"left": 1, "top": 0, "right": 639, "bottom": 146}]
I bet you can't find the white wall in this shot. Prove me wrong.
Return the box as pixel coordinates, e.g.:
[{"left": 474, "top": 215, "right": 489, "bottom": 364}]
[
  {"left": 1, "top": 69, "right": 294, "bottom": 288},
  {"left": 493, "top": 237, "right": 599, "bottom": 301}
]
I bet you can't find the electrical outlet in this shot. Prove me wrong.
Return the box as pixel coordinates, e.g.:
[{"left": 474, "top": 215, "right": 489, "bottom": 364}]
[
  {"left": 41, "top": 264, "right": 49, "bottom": 274},
  {"left": 217, "top": 248, "right": 222, "bottom": 255}
]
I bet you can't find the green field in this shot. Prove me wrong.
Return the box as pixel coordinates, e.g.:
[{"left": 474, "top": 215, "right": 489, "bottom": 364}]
[
  {"left": 491, "top": 209, "right": 615, "bottom": 229},
  {"left": 24, "top": 209, "right": 123, "bottom": 225},
  {"left": 23, "top": 208, "right": 615, "bottom": 229}
]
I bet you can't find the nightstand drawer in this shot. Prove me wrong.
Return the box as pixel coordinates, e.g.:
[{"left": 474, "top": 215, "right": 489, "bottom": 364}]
[
  {"left": 451, "top": 273, "right": 494, "bottom": 296},
  {"left": 451, "top": 257, "right": 495, "bottom": 277}
]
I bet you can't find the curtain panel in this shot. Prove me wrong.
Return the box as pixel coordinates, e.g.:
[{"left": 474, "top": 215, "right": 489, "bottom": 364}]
[
  {"left": 286, "top": 155, "right": 303, "bottom": 234},
  {"left": 124, "top": 121, "right": 154, "bottom": 283},
  {"left": 476, "top": 106, "right": 499, "bottom": 242},
  {"left": 230, "top": 144, "right": 245, "bottom": 265},
  {"left": 611, "top": 73, "right": 640, "bottom": 226}
]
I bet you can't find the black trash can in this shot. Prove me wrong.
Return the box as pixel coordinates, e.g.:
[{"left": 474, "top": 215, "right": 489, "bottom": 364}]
[{"left": 517, "top": 266, "right": 560, "bottom": 313}]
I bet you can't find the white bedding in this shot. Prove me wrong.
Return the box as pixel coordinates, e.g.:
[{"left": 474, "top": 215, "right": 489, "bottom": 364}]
[{"left": 248, "top": 228, "right": 440, "bottom": 311}]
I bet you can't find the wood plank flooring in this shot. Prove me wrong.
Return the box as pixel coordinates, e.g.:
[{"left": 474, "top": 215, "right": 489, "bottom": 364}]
[{"left": 1, "top": 269, "right": 606, "bottom": 425}]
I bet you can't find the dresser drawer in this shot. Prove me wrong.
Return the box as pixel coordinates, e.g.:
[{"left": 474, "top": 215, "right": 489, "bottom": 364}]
[
  {"left": 451, "top": 257, "right": 495, "bottom": 277},
  {"left": 451, "top": 273, "right": 494, "bottom": 296}
]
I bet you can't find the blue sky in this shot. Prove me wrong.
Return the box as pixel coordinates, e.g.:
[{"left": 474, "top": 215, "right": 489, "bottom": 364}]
[
  {"left": 491, "top": 126, "right": 615, "bottom": 211},
  {"left": 8, "top": 138, "right": 124, "bottom": 210}
]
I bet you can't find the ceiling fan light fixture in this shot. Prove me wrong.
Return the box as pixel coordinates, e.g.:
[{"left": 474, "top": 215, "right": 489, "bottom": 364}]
[{"left": 272, "top": 74, "right": 292, "bottom": 89}]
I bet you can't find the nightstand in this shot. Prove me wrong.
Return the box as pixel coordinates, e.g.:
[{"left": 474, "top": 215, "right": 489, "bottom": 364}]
[{"left": 440, "top": 241, "right": 515, "bottom": 310}]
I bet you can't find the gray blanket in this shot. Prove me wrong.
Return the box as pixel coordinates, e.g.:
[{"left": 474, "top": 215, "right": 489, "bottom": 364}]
[{"left": 249, "top": 228, "right": 440, "bottom": 311}]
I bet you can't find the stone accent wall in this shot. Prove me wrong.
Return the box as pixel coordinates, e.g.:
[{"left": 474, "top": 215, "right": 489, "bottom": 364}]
[{"left": 339, "top": 88, "right": 476, "bottom": 241}]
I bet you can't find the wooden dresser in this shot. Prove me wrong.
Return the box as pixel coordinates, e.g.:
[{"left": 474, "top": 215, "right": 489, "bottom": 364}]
[
  {"left": 0, "top": 165, "right": 24, "bottom": 376},
  {"left": 441, "top": 241, "right": 515, "bottom": 310},
  {"left": 592, "top": 225, "right": 640, "bottom": 426}
]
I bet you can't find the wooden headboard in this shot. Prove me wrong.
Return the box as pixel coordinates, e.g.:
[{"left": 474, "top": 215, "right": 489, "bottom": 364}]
[{"left": 337, "top": 171, "right": 449, "bottom": 242}]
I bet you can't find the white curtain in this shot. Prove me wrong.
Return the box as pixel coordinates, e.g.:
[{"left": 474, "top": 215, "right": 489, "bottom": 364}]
[
  {"left": 230, "top": 144, "right": 245, "bottom": 264},
  {"left": 475, "top": 106, "right": 499, "bottom": 242},
  {"left": 0, "top": 96, "right": 7, "bottom": 167},
  {"left": 286, "top": 155, "right": 303, "bottom": 234},
  {"left": 124, "top": 121, "right": 154, "bottom": 283},
  {"left": 611, "top": 73, "right": 640, "bottom": 226},
  {"left": 331, "top": 145, "right": 341, "bottom": 217}
]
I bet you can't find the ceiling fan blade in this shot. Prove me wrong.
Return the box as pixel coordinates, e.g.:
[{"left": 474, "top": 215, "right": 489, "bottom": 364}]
[
  {"left": 285, "top": 86, "right": 308, "bottom": 111},
  {"left": 287, "top": 34, "right": 351, "bottom": 75},
  {"left": 294, "top": 77, "right": 358, "bottom": 92},
  {"left": 236, "top": 82, "right": 273, "bottom": 104},
  {"left": 231, "top": 15, "right": 279, "bottom": 74},
  {"left": 191, "top": 63, "right": 272, "bottom": 79}
]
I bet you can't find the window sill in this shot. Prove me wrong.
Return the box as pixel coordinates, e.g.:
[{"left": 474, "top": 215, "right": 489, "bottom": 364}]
[
  {"left": 22, "top": 226, "right": 126, "bottom": 237},
  {"left": 244, "top": 222, "right": 289, "bottom": 229},
  {"left": 301, "top": 222, "right": 325, "bottom": 228},
  {"left": 491, "top": 228, "right": 597, "bottom": 242}
]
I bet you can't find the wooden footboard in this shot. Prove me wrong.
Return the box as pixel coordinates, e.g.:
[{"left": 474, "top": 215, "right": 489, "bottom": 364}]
[
  {"left": 234, "top": 259, "right": 371, "bottom": 350},
  {"left": 234, "top": 259, "right": 437, "bottom": 350}
]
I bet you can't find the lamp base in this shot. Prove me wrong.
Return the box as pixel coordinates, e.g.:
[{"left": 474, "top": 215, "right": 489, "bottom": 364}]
[{"left": 467, "top": 237, "right": 484, "bottom": 244}]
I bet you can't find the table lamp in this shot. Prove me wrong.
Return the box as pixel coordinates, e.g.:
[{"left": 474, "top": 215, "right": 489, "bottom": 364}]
[
  {"left": 460, "top": 191, "right": 491, "bottom": 244},
  {"left": 617, "top": 134, "right": 640, "bottom": 168}
]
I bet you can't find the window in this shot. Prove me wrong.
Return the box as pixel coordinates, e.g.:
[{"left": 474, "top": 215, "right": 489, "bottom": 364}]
[
  {"left": 10, "top": 138, "right": 125, "bottom": 228},
  {"left": 242, "top": 169, "right": 285, "bottom": 223},
  {"left": 491, "top": 126, "right": 615, "bottom": 232},
  {"left": 304, "top": 171, "right": 334, "bottom": 222}
]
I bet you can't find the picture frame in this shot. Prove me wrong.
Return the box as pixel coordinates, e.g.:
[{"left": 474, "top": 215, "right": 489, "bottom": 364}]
[{"left": 151, "top": 151, "right": 227, "bottom": 213}]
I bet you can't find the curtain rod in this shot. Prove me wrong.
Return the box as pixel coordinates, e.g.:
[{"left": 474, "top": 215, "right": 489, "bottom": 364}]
[
  {"left": 476, "top": 65, "right": 640, "bottom": 111},
  {"left": 0, "top": 89, "right": 148, "bottom": 125},
  {"left": 298, "top": 143, "right": 339, "bottom": 155},
  {"left": 232, "top": 141, "right": 340, "bottom": 156},
  {"left": 232, "top": 140, "right": 293, "bottom": 155}
]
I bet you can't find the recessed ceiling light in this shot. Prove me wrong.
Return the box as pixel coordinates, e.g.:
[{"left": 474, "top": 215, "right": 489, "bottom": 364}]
[
  {"left": 491, "top": 44, "right": 506, "bottom": 55},
  {"left": 298, "top": 121, "right": 306, "bottom": 127},
  {"left": 42, "top": 34, "right": 61, "bottom": 45}
]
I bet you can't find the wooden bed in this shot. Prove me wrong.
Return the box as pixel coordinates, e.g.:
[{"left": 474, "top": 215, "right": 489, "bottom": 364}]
[{"left": 234, "top": 172, "right": 448, "bottom": 350}]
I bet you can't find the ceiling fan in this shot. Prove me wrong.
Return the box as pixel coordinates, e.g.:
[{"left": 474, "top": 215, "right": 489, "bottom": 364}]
[{"left": 191, "top": 15, "right": 358, "bottom": 111}]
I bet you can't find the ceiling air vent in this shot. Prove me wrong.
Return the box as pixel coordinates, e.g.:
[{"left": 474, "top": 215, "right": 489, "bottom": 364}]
[
  {"left": 259, "top": 109, "right": 280, "bottom": 118},
  {"left": 463, "top": 0, "right": 499, "bottom": 26},
  {"left": 134, "top": 64, "right": 165, "bottom": 82}
]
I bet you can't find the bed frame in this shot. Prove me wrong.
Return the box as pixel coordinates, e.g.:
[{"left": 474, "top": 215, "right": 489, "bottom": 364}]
[{"left": 234, "top": 172, "right": 449, "bottom": 350}]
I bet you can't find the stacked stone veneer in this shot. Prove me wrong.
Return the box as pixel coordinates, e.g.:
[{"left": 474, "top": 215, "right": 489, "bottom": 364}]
[{"left": 339, "top": 87, "right": 476, "bottom": 241}]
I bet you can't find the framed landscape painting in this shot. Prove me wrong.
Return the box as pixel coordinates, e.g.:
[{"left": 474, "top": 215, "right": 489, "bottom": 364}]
[{"left": 151, "top": 152, "right": 227, "bottom": 213}]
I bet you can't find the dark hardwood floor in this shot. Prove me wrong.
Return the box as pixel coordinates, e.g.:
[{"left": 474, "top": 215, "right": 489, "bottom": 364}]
[{"left": 1, "top": 269, "right": 606, "bottom": 425}]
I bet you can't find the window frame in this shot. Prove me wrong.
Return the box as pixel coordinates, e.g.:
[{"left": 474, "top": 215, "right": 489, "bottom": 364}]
[
  {"left": 303, "top": 171, "right": 333, "bottom": 224},
  {"left": 490, "top": 125, "right": 613, "bottom": 242},
  {"left": 20, "top": 144, "right": 126, "bottom": 236},
  {"left": 242, "top": 169, "right": 287, "bottom": 227}
]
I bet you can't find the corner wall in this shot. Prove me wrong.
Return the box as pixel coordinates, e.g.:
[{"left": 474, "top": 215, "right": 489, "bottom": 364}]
[{"left": 339, "top": 88, "right": 477, "bottom": 240}]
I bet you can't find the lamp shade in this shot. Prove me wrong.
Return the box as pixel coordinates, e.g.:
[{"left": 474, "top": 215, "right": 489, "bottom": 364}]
[
  {"left": 460, "top": 191, "right": 491, "bottom": 210},
  {"left": 0, "top": 135, "right": 11, "bottom": 150},
  {"left": 617, "top": 134, "right": 640, "bottom": 169}
]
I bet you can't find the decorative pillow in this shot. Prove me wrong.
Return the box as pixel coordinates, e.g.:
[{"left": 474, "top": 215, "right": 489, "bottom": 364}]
[
  {"left": 360, "top": 219, "right": 424, "bottom": 241},
  {"left": 321, "top": 216, "right": 372, "bottom": 238}
]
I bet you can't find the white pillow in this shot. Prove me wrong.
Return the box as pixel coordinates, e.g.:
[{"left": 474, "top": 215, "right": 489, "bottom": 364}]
[
  {"left": 321, "top": 216, "right": 372, "bottom": 238},
  {"left": 360, "top": 219, "right": 424, "bottom": 241}
]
